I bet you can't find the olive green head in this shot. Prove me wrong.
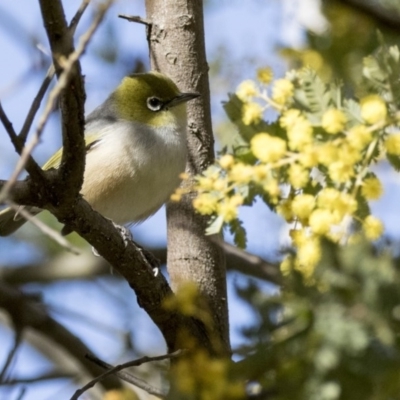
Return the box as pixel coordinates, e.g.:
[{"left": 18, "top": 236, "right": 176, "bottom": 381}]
[{"left": 112, "top": 71, "right": 199, "bottom": 127}]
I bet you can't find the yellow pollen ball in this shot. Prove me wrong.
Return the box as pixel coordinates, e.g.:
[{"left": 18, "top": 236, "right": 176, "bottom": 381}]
[
  {"left": 257, "top": 67, "right": 273, "bottom": 84},
  {"left": 309, "top": 209, "right": 336, "bottom": 235},
  {"left": 251, "top": 133, "right": 287, "bottom": 163},
  {"left": 347, "top": 125, "right": 372, "bottom": 150},
  {"left": 193, "top": 194, "right": 218, "bottom": 215},
  {"left": 242, "top": 102, "right": 263, "bottom": 125},
  {"left": 236, "top": 80, "right": 258, "bottom": 101},
  {"left": 291, "top": 194, "right": 316, "bottom": 220},
  {"left": 361, "top": 177, "right": 383, "bottom": 200},
  {"left": 363, "top": 215, "right": 384, "bottom": 240},
  {"left": 384, "top": 133, "right": 400, "bottom": 156},
  {"left": 219, "top": 154, "right": 235, "bottom": 169},
  {"left": 321, "top": 108, "right": 347, "bottom": 134},
  {"left": 272, "top": 79, "right": 294, "bottom": 105},
  {"left": 360, "top": 95, "right": 387, "bottom": 124}
]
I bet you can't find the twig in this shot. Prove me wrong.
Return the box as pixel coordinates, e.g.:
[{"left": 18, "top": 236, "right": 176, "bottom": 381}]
[
  {"left": 72, "top": 350, "right": 184, "bottom": 400},
  {"left": 19, "top": 0, "right": 90, "bottom": 145},
  {"left": 18, "top": 66, "right": 55, "bottom": 144},
  {"left": 215, "top": 240, "right": 281, "bottom": 284},
  {"left": 0, "top": 0, "right": 93, "bottom": 205},
  {"left": 69, "top": 0, "right": 91, "bottom": 34},
  {"left": 0, "top": 103, "right": 44, "bottom": 203},
  {"left": 0, "top": 328, "right": 23, "bottom": 383},
  {"left": 15, "top": 387, "right": 27, "bottom": 400},
  {"left": 118, "top": 14, "right": 151, "bottom": 25},
  {"left": 34, "top": 0, "right": 114, "bottom": 169},
  {"left": 7, "top": 201, "right": 80, "bottom": 255}
]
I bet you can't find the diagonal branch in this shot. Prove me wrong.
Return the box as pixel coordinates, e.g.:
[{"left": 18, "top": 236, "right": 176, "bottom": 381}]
[
  {"left": 0, "top": 282, "right": 122, "bottom": 391},
  {"left": 73, "top": 351, "right": 184, "bottom": 399}
]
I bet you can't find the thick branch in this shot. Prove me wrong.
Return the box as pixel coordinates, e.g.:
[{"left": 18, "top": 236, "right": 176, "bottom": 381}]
[
  {"left": 1, "top": 245, "right": 281, "bottom": 285},
  {"left": 38, "top": 0, "right": 86, "bottom": 206},
  {"left": 145, "top": 0, "right": 230, "bottom": 355}
]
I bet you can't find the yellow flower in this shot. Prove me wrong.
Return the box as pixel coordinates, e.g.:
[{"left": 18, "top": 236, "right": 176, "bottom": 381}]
[
  {"left": 242, "top": 102, "right": 263, "bottom": 125},
  {"left": 251, "top": 133, "right": 287, "bottom": 163},
  {"left": 257, "top": 67, "right": 273, "bottom": 84},
  {"left": 213, "top": 178, "right": 227, "bottom": 192},
  {"left": 276, "top": 199, "right": 293, "bottom": 222},
  {"left": 272, "top": 79, "right": 294, "bottom": 105},
  {"left": 363, "top": 215, "right": 384, "bottom": 240},
  {"left": 236, "top": 80, "right": 258, "bottom": 101},
  {"left": 347, "top": 125, "right": 372, "bottom": 150},
  {"left": 328, "top": 161, "right": 354, "bottom": 183},
  {"left": 217, "top": 198, "right": 239, "bottom": 222},
  {"left": 384, "top": 133, "right": 400, "bottom": 155},
  {"left": 296, "top": 237, "right": 321, "bottom": 278},
  {"left": 280, "top": 256, "right": 293, "bottom": 276},
  {"left": 290, "top": 229, "right": 307, "bottom": 246},
  {"left": 263, "top": 179, "right": 281, "bottom": 199},
  {"left": 338, "top": 142, "right": 362, "bottom": 164},
  {"left": 288, "top": 163, "right": 309, "bottom": 188},
  {"left": 361, "top": 177, "right": 383, "bottom": 200},
  {"left": 317, "top": 188, "right": 341, "bottom": 210},
  {"left": 219, "top": 154, "right": 235, "bottom": 169},
  {"left": 335, "top": 192, "right": 357, "bottom": 220},
  {"left": 309, "top": 209, "right": 336, "bottom": 235},
  {"left": 299, "top": 146, "right": 319, "bottom": 168},
  {"left": 360, "top": 95, "right": 387, "bottom": 124},
  {"left": 253, "top": 165, "right": 268, "bottom": 182},
  {"left": 280, "top": 109, "right": 303, "bottom": 129},
  {"left": 321, "top": 108, "right": 347, "bottom": 134},
  {"left": 229, "top": 163, "right": 254, "bottom": 184},
  {"left": 193, "top": 194, "right": 218, "bottom": 215},
  {"left": 286, "top": 118, "right": 313, "bottom": 151},
  {"left": 317, "top": 143, "right": 339, "bottom": 166},
  {"left": 291, "top": 194, "right": 315, "bottom": 220}
]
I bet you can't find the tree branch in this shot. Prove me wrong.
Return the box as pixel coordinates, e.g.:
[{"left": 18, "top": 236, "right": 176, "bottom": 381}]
[
  {"left": 73, "top": 351, "right": 183, "bottom": 399},
  {"left": 0, "top": 244, "right": 281, "bottom": 285},
  {"left": 145, "top": 0, "right": 230, "bottom": 356},
  {"left": 330, "top": 0, "right": 400, "bottom": 32},
  {"left": 0, "top": 282, "right": 122, "bottom": 391}
]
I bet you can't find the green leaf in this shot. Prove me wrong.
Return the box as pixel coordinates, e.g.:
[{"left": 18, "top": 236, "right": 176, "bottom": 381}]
[
  {"left": 343, "top": 98, "right": 363, "bottom": 126},
  {"left": 294, "top": 68, "right": 330, "bottom": 115},
  {"left": 205, "top": 215, "right": 224, "bottom": 235},
  {"left": 229, "top": 219, "right": 247, "bottom": 248},
  {"left": 387, "top": 153, "right": 400, "bottom": 171},
  {"left": 223, "top": 94, "right": 271, "bottom": 143}
]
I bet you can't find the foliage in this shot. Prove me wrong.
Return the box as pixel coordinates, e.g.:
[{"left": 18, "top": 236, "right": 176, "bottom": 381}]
[
  {"left": 190, "top": 43, "right": 400, "bottom": 282},
  {"left": 234, "top": 239, "right": 400, "bottom": 400}
]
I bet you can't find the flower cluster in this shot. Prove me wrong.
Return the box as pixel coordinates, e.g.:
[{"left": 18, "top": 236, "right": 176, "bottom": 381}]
[{"left": 189, "top": 66, "right": 396, "bottom": 281}]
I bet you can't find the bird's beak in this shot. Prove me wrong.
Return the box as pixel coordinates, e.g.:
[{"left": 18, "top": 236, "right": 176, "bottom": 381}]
[{"left": 167, "top": 92, "right": 200, "bottom": 108}]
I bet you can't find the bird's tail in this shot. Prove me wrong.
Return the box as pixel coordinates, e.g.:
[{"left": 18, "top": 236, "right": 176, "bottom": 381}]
[{"left": 0, "top": 206, "right": 39, "bottom": 236}]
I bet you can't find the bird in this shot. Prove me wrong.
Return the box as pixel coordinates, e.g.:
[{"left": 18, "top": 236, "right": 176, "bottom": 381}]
[{"left": 0, "top": 71, "right": 199, "bottom": 236}]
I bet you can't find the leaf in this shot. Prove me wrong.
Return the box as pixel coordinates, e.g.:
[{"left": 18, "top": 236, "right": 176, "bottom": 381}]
[
  {"left": 294, "top": 68, "right": 330, "bottom": 115},
  {"left": 354, "top": 192, "right": 370, "bottom": 221},
  {"left": 343, "top": 98, "right": 363, "bottom": 126},
  {"left": 229, "top": 219, "right": 247, "bottom": 248},
  {"left": 387, "top": 153, "right": 400, "bottom": 171},
  {"left": 223, "top": 94, "right": 271, "bottom": 143},
  {"left": 205, "top": 215, "right": 224, "bottom": 235}
]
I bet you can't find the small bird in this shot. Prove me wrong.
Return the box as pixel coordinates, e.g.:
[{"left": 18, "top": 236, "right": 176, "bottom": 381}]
[{"left": 0, "top": 72, "right": 198, "bottom": 236}]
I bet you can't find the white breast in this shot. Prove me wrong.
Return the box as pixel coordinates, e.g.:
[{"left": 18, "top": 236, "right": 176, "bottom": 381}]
[{"left": 81, "top": 120, "right": 187, "bottom": 224}]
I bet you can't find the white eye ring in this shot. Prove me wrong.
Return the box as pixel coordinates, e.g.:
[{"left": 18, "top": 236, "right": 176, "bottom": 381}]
[{"left": 147, "top": 97, "right": 163, "bottom": 111}]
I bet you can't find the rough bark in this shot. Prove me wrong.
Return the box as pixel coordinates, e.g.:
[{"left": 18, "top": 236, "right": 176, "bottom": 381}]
[{"left": 145, "top": 0, "right": 230, "bottom": 354}]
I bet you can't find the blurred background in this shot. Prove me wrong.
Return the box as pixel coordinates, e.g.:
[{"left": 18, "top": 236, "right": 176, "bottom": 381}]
[{"left": 1, "top": 0, "right": 400, "bottom": 398}]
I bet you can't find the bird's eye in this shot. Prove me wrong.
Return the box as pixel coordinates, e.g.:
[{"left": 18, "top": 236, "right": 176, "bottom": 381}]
[{"left": 146, "top": 97, "right": 163, "bottom": 111}]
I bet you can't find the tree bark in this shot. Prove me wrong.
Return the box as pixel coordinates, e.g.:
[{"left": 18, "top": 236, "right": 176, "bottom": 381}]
[{"left": 145, "top": 0, "right": 230, "bottom": 354}]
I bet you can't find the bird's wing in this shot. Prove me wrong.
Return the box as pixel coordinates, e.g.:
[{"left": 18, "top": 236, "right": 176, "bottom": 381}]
[{"left": 42, "top": 134, "right": 102, "bottom": 171}]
